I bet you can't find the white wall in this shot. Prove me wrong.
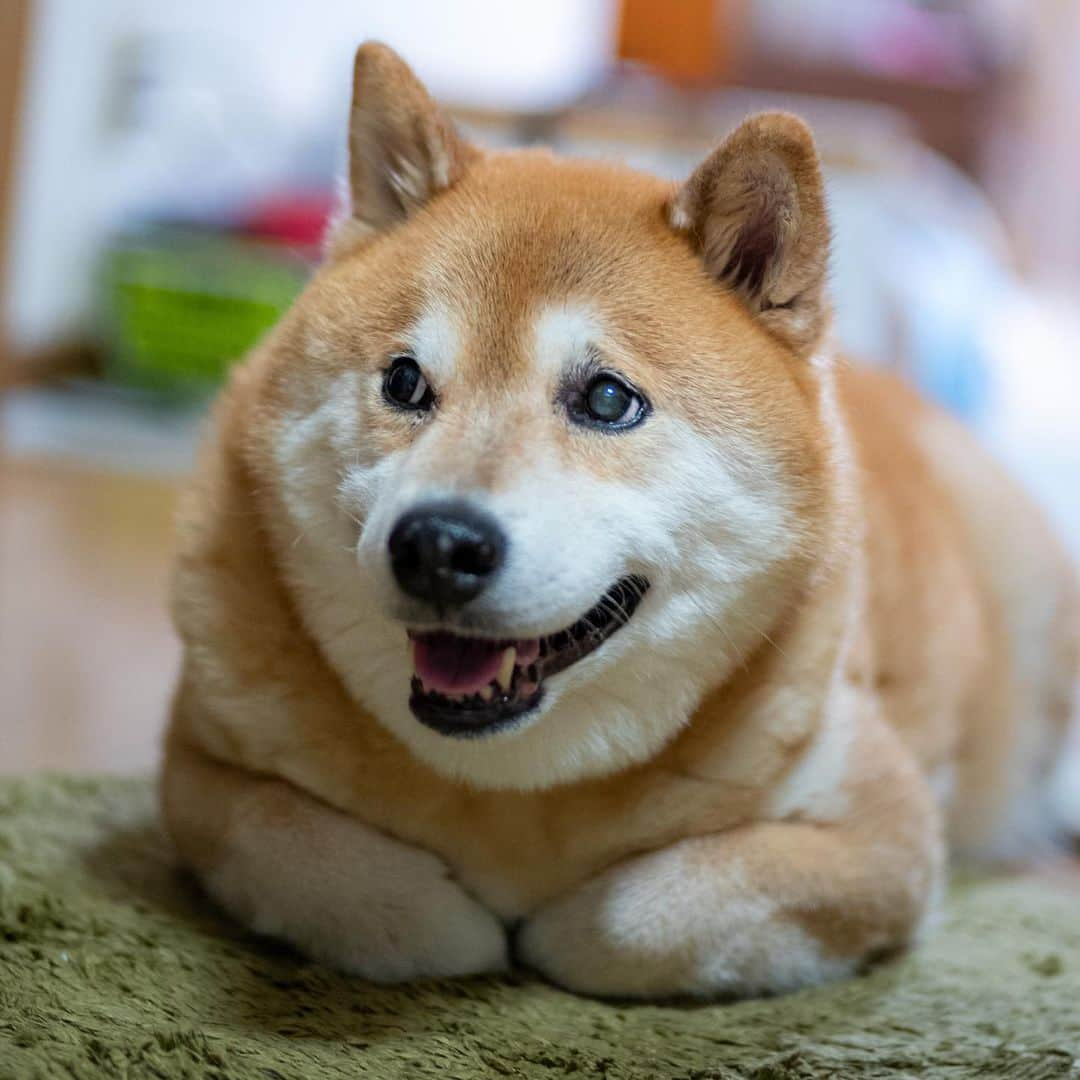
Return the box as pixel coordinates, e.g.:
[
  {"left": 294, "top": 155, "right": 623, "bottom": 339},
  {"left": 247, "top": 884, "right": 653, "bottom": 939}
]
[
  {"left": 4, "top": 0, "right": 615, "bottom": 353},
  {"left": 6, "top": 0, "right": 117, "bottom": 351}
]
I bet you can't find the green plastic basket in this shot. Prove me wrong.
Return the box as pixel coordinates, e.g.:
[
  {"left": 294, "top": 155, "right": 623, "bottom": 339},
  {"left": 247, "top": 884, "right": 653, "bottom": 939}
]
[{"left": 99, "top": 227, "right": 310, "bottom": 399}]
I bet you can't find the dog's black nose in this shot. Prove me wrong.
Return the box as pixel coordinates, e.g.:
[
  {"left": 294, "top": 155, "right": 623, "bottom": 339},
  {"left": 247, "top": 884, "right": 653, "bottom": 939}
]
[{"left": 388, "top": 501, "right": 506, "bottom": 610}]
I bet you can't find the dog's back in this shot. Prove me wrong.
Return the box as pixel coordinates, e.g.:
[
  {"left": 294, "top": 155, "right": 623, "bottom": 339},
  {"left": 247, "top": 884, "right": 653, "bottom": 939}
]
[{"left": 842, "top": 365, "right": 1079, "bottom": 856}]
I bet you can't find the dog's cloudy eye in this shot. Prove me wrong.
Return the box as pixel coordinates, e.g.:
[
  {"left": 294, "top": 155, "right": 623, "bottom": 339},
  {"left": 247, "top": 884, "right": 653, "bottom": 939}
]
[
  {"left": 582, "top": 375, "right": 646, "bottom": 429},
  {"left": 383, "top": 356, "right": 434, "bottom": 411}
]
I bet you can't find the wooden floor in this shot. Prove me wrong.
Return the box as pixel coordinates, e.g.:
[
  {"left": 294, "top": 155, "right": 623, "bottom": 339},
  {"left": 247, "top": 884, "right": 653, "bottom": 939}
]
[{"left": 1, "top": 458, "right": 180, "bottom": 773}]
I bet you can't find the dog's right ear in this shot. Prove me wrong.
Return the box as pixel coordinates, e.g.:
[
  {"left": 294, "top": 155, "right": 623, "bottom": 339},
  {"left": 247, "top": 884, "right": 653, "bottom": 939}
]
[
  {"left": 670, "top": 113, "right": 831, "bottom": 358},
  {"left": 329, "top": 42, "right": 476, "bottom": 253}
]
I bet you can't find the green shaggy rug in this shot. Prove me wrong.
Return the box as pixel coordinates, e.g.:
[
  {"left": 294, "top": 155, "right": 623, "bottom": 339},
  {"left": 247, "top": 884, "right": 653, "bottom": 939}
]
[{"left": 0, "top": 776, "right": 1078, "bottom": 1080}]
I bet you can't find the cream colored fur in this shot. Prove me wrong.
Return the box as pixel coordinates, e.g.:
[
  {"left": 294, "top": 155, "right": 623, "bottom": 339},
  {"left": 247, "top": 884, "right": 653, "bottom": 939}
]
[
  {"left": 162, "top": 742, "right": 507, "bottom": 981},
  {"left": 161, "top": 43, "right": 1077, "bottom": 1000}
]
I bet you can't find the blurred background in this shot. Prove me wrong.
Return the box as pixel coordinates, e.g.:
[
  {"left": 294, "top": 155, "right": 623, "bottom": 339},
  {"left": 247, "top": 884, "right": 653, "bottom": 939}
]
[{"left": 1, "top": 0, "right": 1078, "bottom": 775}]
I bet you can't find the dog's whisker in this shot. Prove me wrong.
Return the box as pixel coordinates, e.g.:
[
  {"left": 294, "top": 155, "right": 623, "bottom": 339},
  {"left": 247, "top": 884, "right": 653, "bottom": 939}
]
[
  {"left": 680, "top": 592, "right": 750, "bottom": 674},
  {"left": 725, "top": 609, "right": 790, "bottom": 661}
]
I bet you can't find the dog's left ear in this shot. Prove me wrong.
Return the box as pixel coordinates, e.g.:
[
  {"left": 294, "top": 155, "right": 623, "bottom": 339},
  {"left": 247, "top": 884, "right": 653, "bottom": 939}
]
[
  {"left": 671, "top": 113, "right": 830, "bottom": 357},
  {"left": 330, "top": 42, "right": 476, "bottom": 253}
]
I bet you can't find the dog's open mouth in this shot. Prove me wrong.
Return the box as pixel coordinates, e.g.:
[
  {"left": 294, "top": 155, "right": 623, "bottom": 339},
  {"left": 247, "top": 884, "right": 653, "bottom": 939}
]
[{"left": 408, "top": 575, "right": 650, "bottom": 736}]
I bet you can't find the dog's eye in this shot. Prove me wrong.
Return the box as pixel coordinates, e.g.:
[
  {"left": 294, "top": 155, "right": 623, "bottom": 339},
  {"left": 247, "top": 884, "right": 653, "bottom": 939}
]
[
  {"left": 383, "top": 356, "right": 434, "bottom": 411},
  {"left": 582, "top": 374, "right": 646, "bottom": 429}
]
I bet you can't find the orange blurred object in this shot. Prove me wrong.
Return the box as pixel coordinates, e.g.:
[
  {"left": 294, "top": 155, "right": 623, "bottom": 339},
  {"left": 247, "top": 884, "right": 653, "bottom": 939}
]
[{"left": 616, "top": 0, "right": 741, "bottom": 85}]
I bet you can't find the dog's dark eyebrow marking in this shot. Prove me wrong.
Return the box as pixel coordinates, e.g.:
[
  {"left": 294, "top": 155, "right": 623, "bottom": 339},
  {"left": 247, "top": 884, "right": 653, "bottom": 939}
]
[
  {"left": 556, "top": 347, "right": 603, "bottom": 386},
  {"left": 583, "top": 344, "right": 607, "bottom": 371}
]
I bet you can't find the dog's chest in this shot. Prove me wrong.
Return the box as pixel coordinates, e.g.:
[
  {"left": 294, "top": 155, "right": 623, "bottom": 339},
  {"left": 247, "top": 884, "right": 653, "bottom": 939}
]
[{"left": 340, "top": 752, "right": 763, "bottom": 920}]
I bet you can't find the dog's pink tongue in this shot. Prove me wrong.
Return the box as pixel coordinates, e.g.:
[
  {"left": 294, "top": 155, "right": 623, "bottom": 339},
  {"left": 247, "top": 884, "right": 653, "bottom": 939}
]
[{"left": 413, "top": 633, "right": 506, "bottom": 695}]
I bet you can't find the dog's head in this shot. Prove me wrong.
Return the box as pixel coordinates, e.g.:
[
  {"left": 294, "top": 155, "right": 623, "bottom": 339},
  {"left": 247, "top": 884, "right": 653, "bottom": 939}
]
[{"left": 256, "top": 43, "right": 836, "bottom": 789}]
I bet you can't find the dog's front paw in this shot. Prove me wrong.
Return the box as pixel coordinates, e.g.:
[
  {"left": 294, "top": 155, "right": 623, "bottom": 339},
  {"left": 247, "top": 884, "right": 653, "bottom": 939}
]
[
  {"left": 516, "top": 900, "right": 650, "bottom": 998},
  {"left": 203, "top": 786, "right": 508, "bottom": 983},
  {"left": 515, "top": 843, "right": 719, "bottom": 998},
  {"left": 516, "top": 887, "right": 727, "bottom": 999},
  {"left": 516, "top": 833, "right": 870, "bottom": 999},
  {"left": 323, "top": 869, "right": 509, "bottom": 983}
]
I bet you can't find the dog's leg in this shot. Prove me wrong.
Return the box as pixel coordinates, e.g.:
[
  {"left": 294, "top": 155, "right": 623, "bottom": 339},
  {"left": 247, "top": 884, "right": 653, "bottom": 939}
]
[
  {"left": 518, "top": 728, "right": 942, "bottom": 999},
  {"left": 162, "top": 737, "right": 507, "bottom": 982}
]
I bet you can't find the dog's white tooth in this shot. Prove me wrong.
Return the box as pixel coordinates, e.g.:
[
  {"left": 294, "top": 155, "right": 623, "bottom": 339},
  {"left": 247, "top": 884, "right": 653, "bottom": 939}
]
[
  {"left": 496, "top": 647, "right": 516, "bottom": 690},
  {"left": 479, "top": 685, "right": 494, "bottom": 702}
]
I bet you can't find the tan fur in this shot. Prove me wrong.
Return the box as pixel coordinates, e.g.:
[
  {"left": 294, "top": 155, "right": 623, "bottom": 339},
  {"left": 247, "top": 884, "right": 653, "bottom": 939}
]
[{"left": 161, "top": 44, "right": 1077, "bottom": 998}]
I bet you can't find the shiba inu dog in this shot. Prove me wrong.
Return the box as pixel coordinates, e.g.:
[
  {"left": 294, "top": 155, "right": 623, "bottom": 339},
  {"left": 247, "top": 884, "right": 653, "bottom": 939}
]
[{"left": 162, "top": 43, "right": 1079, "bottom": 999}]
